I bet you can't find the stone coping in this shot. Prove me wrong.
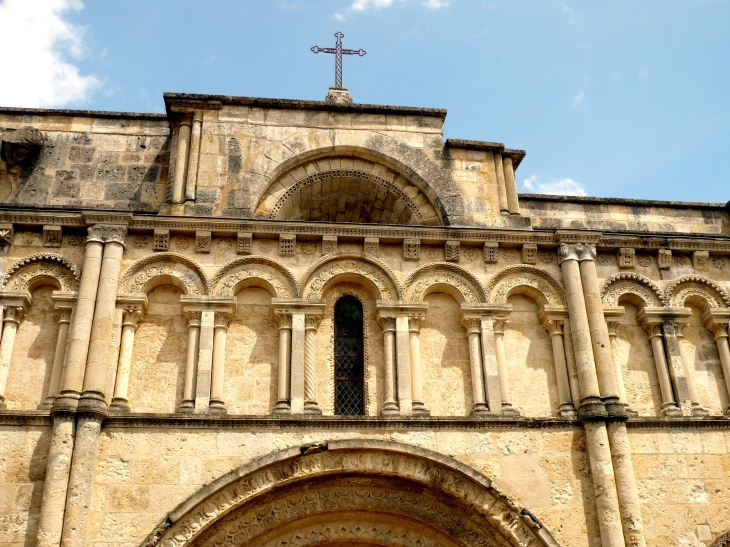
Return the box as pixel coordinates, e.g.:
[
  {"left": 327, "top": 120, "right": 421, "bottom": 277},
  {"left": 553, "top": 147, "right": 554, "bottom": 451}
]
[
  {"left": 164, "top": 92, "right": 448, "bottom": 118},
  {"left": 0, "top": 105, "right": 168, "bottom": 120},
  {"left": 445, "top": 139, "right": 526, "bottom": 167},
  {"left": 1, "top": 410, "right": 728, "bottom": 429},
  {"left": 520, "top": 193, "right": 727, "bottom": 210}
]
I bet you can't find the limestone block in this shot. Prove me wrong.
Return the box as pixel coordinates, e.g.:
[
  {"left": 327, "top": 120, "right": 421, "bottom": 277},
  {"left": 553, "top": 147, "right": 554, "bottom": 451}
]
[
  {"left": 657, "top": 249, "right": 672, "bottom": 269},
  {"left": 43, "top": 225, "right": 62, "bottom": 247},
  {"left": 279, "top": 233, "right": 295, "bottom": 256},
  {"left": 445, "top": 240, "right": 460, "bottom": 262},
  {"left": 403, "top": 239, "right": 420, "bottom": 261},
  {"left": 153, "top": 229, "right": 170, "bottom": 251},
  {"left": 195, "top": 231, "right": 211, "bottom": 253},
  {"left": 237, "top": 232, "right": 252, "bottom": 255},
  {"left": 522, "top": 243, "right": 537, "bottom": 265},
  {"left": 484, "top": 242, "right": 498, "bottom": 263},
  {"left": 692, "top": 250, "right": 709, "bottom": 270},
  {"left": 364, "top": 237, "right": 379, "bottom": 256},
  {"left": 322, "top": 235, "right": 337, "bottom": 255}
]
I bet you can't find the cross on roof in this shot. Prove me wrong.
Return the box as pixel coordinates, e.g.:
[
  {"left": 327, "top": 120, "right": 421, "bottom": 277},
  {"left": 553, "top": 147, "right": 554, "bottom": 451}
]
[{"left": 311, "top": 32, "right": 366, "bottom": 89}]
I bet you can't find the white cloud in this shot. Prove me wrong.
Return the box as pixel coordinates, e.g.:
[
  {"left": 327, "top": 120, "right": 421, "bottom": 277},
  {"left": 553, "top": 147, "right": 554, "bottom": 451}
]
[
  {"left": 523, "top": 174, "right": 587, "bottom": 196},
  {"left": 334, "top": 0, "right": 448, "bottom": 19},
  {"left": 572, "top": 91, "right": 585, "bottom": 106},
  {"left": 0, "top": 0, "right": 99, "bottom": 108}
]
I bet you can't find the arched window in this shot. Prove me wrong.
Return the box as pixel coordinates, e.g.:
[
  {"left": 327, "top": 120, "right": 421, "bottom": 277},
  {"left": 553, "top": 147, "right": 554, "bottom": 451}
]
[{"left": 334, "top": 296, "right": 364, "bottom": 415}]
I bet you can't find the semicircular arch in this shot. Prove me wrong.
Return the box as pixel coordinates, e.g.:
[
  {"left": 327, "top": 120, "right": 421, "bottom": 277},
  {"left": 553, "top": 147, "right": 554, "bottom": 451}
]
[
  {"left": 211, "top": 256, "right": 299, "bottom": 298},
  {"left": 404, "top": 262, "right": 487, "bottom": 304},
  {"left": 1, "top": 252, "right": 80, "bottom": 293},
  {"left": 141, "top": 439, "right": 559, "bottom": 547},
  {"left": 252, "top": 139, "right": 466, "bottom": 226},
  {"left": 663, "top": 274, "right": 730, "bottom": 309},
  {"left": 118, "top": 253, "right": 209, "bottom": 296},
  {"left": 300, "top": 253, "right": 402, "bottom": 301},
  {"left": 486, "top": 265, "right": 565, "bottom": 306},
  {"left": 601, "top": 272, "right": 663, "bottom": 308}
]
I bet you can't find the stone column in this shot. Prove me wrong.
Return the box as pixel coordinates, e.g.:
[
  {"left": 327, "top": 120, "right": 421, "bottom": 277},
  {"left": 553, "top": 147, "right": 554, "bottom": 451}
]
[
  {"left": 0, "top": 303, "right": 27, "bottom": 409},
  {"left": 558, "top": 244, "right": 603, "bottom": 413},
  {"left": 493, "top": 319, "right": 517, "bottom": 414},
  {"left": 705, "top": 320, "right": 730, "bottom": 415},
  {"left": 171, "top": 116, "right": 192, "bottom": 204},
  {"left": 502, "top": 155, "right": 520, "bottom": 215},
  {"left": 209, "top": 313, "right": 231, "bottom": 414},
  {"left": 56, "top": 229, "right": 104, "bottom": 410},
  {"left": 40, "top": 306, "right": 73, "bottom": 409},
  {"left": 80, "top": 226, "right": 126, "bottom": 413},
  {"left": 577, "top": 244, "right": 621, "bottom": 408},
  {"left": 304, "top": 314, "right": 322, "bottom": 414},
  {"left": 674, "top": 320, "right": 709, "bottom": 416},
  {"left": 462, "top": 317, "right": 488, "bottom": 416},
  {"left": 272, "top": 311, "right": 292, "bottom": 414},
  {"left": 608, "top": 421, "right": 647, "bottom": 547},
  {"left": 543, "top": 318, "right": 577, "bottom": 418},
  {"left": 480, "top": 315, "right": 504, "bottom": 414},
  {"left": 493, "top": 152, "right": 509, "bottom": 214},
  {"left": 606, "top": 320, "right": 629, "bottom": 407},
  {"left": 36, "top": 413, "right": 75, "bottom": 547},
  {"left": 395, "top": 314, "right": 413, "bottom": 415},
  {"left": 562, "top": 320, "right": 582, "bottom": 404},
  {"left": 195, "top": 310, "right": 215, "bottom": 413},
  {"left": 109, "top": 308, "right": 143, "bottom": 412},
  {"left": 290, "top": 311, "right": 306, "bottom": 414},
  {"left": 178, "top": 312, "right": 201, "bottom": 412},
  {"left": 184, "top": 110, "right": 203, "bottom": 202},
  {"left": 378, "top": 316, "right": 399, "bottom": 416},
  {"left": 641, "top": 320, "right": 681, "bottom": 416},
  {"left": 409, "top": 313, "right": 429, "bottom": 416},
  {"left": 60, "top": 414, "right": 103, "bottom": 547}
]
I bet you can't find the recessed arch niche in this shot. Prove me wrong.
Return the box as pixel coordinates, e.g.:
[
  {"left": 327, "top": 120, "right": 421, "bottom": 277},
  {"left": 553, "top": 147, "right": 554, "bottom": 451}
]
[{"left": 256, "top": 156, "right": 441, "bottom": 225}]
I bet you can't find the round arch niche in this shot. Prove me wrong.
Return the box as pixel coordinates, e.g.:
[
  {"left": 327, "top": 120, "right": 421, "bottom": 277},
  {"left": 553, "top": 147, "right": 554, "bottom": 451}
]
[
  {"left": 257, "top": 156, "right": 442, "bottom": 225},
  {"left": 143, "top": 440, "right": 558, "bottom": 547}
]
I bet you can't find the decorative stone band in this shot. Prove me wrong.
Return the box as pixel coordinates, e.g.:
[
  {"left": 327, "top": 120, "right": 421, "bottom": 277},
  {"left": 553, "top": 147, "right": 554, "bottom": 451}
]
[{"left": 87, "top": 224, "right": 127, "bottom": 246}]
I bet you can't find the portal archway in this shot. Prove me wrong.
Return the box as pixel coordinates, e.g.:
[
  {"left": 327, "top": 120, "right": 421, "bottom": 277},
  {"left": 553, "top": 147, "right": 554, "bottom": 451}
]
[{"left": 142, "top": 440, "right": 559, "bottom": 547}]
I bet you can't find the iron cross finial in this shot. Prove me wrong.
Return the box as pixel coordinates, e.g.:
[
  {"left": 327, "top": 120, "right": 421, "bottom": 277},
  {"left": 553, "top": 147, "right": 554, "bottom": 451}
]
[{"left": 311, "top": 31, "right": 366, "bottom": 89}]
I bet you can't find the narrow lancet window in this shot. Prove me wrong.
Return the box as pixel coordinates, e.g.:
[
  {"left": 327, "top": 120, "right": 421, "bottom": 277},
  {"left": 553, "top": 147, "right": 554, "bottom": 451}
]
[{"left": 334, "top": 296, "right": 364, "bottom": 415}]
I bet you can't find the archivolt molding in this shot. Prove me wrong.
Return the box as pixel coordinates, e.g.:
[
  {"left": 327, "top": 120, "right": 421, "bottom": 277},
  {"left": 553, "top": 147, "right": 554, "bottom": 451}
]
[
  {"left": 404, "top": 262, "right": 486, "bottom": 304},
  {"left": 251, "top": 137, "right": 466, "bottom": 226},
  {"left": 142, "top": 440, "right": 556, "bottom": 547},
  {"left": 118, "top": 253, "right": 209, "bottom": 296},
  {"left": 663, "top": 274, "right": 730, "bottom": 308},
  {"left": 486, "top": 265, "right": 564, "bottom": 306},
  {"left": 211, "top": 256, "right": 299, "bottom": 298},
  {"left": 0, "top": 253, "right": 80, "bottom": 292},
  {"left": 301, "top": 253, "right": 402, "bottom": 301},
  {"left": 600, "top": 272, "right": 663, "bottom": 308}
]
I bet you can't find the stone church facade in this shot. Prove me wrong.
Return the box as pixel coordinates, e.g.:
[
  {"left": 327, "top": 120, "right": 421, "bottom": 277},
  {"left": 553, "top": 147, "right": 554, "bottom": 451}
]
[{"left": 0, "top": 90, "right": 729, "bottom": 547}]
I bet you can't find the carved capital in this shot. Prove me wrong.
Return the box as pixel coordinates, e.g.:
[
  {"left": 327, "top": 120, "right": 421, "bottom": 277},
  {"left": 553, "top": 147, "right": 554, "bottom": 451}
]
[
  {"left": 378, "top": 315, "right": 396, "bottom": 332},
  {"left": 305, "top": 314, "right": 322, "bottom": 331},
  {"left": 461, "top": 317, "right": 481, "bottom": 334},
  {"left": 122, "top": 309, "right": 144, "bottom": 329},
  {"left": 185, "top": 311, "right": 202, "bottom": 327},
  {"left": 606, "top": 321, "right": 621, "bottom": 338},
  {"left": 55, "top": 306, "right": 73, "bottom": 324},
  {"left": 88, "top": 224, "right": 127, "bottom": 246},
  {"left": 274, "top": 310, "right": 293, "bottom": 330},
  {"left": 408, "top": 313, "right": 425, "bottom": 332},
  {"left": 3, "top": 305, "right": 25, "bottom": 324},
  {"left": 642, "top": 321, "right": 663, "bottom": 339},
  {"left": 558, "top": 243, "right": 596, "bottom": 264},
  {"left": 543, "top": 319, "right": 564, "bottom": 337},
  {"left": 493, "top": 319, "right": 508, "bottom": 335},
  {"left": 706, "top": 322, "right": 729, "bottom": 340},
  {"left": 214, "top": 312, "right": 231, "bottom": 329}
]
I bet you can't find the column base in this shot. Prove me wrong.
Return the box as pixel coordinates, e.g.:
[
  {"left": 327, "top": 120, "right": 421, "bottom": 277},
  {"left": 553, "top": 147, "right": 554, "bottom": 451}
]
[
  {"left": 412, "top": 402, "right": 430, "bottom": 417},
  {"left": 470, "top": 404, "right": 489, "bottom": 419},
  {"left": 77, "top": 395, "right": 108, "bottom": 417},
  {"left": 380, "top": 404, "right": 400, "bottom": 417},
  {"left": 209, "top": 403, "right": 228, "bottom": 415},
  {"left": 176, "top": 401, "right": 195, "bottom": 414},
  {"left": 37, "top": 399, "right": 55, "bottom": 410},
  {"left": 660, "top": 404, "right": 683, "bottom": 418},
  {"left": 272, "top": 401, "right": 292, "bottom": 415},
  {"left": 53, "top": 392, "right": 81, "bottom": 412},
  {"left": 0, "top": 400, "right": 5, "bottom": 410},
  {"left": 559, "top": 403, "right": 578, "bottom": 419},
  {"left": 501, "top": 403, "right": 520, "bottom": 417},
  {"left": 109, "top": 401, "right": 131, "bottom": 413},
  {"left": 692, "top": 405, "right": 710, "bottom": 417},
  {"left": 304, "top": 403, "right": 322, "bottom": 415}
]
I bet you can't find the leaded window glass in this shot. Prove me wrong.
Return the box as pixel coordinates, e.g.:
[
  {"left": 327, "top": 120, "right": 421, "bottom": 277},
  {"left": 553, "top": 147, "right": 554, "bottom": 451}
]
[{"left": 334, "top": 296, "right": 364, "bottom": 416}]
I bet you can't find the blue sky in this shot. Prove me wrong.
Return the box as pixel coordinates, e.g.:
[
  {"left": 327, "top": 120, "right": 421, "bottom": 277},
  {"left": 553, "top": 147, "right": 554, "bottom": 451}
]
[{"left": 0, "top": 0, "right": 728, "bottom": 203}]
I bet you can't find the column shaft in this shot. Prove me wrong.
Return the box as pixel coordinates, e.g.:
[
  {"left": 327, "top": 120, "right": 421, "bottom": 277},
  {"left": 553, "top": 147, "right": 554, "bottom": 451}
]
[
  {"left": 712, "top": 329, "right": 730, "bottom": 413},
  {"left": 409, "top": 315, "right": 429, "bottom": 415},
  {"left": 179, "top": 313, "right": 200, "bottom": 412},
  {"left": 303, "top": 315, "right": 322, "bottom": 414},
  {"left": 480, "top": 316, "right": 503, "bottom": 414},
  {"left": 675, "top": 323, "right": 707, "bottom": 415},
  {"left": 562, "top": 320, "right": 583, "bottom": 404},
  {"left": 546, "top": 321, "right": 575, "bottom": 417},
  {"left": 57, "top": 239, "right": 104, "bottom": 408},
  {"left": 82, "top": 239, "right": 125, "bottom": 410},
  {"left": 579, "top": 257, "right": 620, "bottom": 402},
  {"left": 0, "top": 310, "right": 21, "bottom": 408},
  {"left": 466, "top": 328, "right": 488, "bottom": 415},
  {"left": 209, "top": 314, "right": 229, "bottom": 413},
  {"left": 395, "top": 314, "right": 412, "bottom": 415},
  {"left": 584, "top": 421, "right": 627, "bottom": 547},
  {"left": 185, "top": 111, "right": 203, "bottom": 201},
  {"left": 60, "top": 416, "right": 102, "bottom": 547},
  {"left": 290, "top": 312, "right": 306, "bottom": 413},
  {"left": 36, "top": 415, "right": 76, "bottom": 547},
  {"left": 43, "top": 313, "right": 71, "bottom": 408},
  {"left": 646, "top": 326, "right": 680, "bottom": 415},
  {"left": 494, "top": 321, "right": 513, "bottom": 410},
  {"left": 494, "top": 152, "right": 509, "bottom": 213},
  {"left": 273, "top": 313, "right": 292, "bottom": 413},
  {"left": 381, "top": 323, "right": 398, "bottom": 415},
  {"left": 502, "top": 155, "right": 520, "bottom": 215},
  {"left": 194, "top": 310, "right": 215, "bottom": 413},
  {"left": 608, "top": 422, "right": 647, "bottom": 547},
  {"left": 171, "top": 121, "right": 191, "bottom": 203},
  {"left": 110, "top": 310, "right": 141, "bottom": 412},
  {"left": 607, "top": 325, "right": 629, "bottom": 405}
]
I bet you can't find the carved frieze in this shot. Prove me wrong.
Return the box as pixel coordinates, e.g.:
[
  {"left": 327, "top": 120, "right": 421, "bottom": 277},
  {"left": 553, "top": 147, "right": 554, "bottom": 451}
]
[
  {"left": 153, "top": 229, "right": 170, "bottom": 251},
  {"left": 600, "top": 272, "right": 662, "bottom": 307},
  {"left": 0, "top": 252, "right": 81, "bottom": 292},
  {"left": 483, "top": 242, "right": 498, "bottom": 263},
  {"left": 445, "top": 240, "right": 460, "bottom": 262},
  {"left": 663, "top": 274, "right": 730, "bottom": 308},
  {"left": 279, "top": 234, "right": 296, "bottom": 255},
  {"left": 404, "top": 263, "right": 485, "bottom": 304},
  {"left": 692, "top": 250, "right": 709, "bottom": 271},
  {"left": 364, "top": 237, "right": 379, "bottom": 256},
  {"left": 657, "top": 248, "right": 672, "bottom": 269},
  {"left": 237, "top": 232, "right": 252, "bottom": 255},
  {"left": 195, "top": 231, "right": 211, "bottom": 254},
  {"left": 522, "top": 243, "right": 537, "bottom": 265},
  {"left": 486, "top": 265, "right": 564, "bottom": 306},
  {"left": 322, "top": 235, "right": 337, "bottom": 255},
  {"left": 617, "top": 247, "right": 635, "bottom": 268},
  {"left": 403, "top": 238, "right": 420, "bottom": 261},
  {"left": 43, "top": 225, "right": 62, "bottom": 247}
]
